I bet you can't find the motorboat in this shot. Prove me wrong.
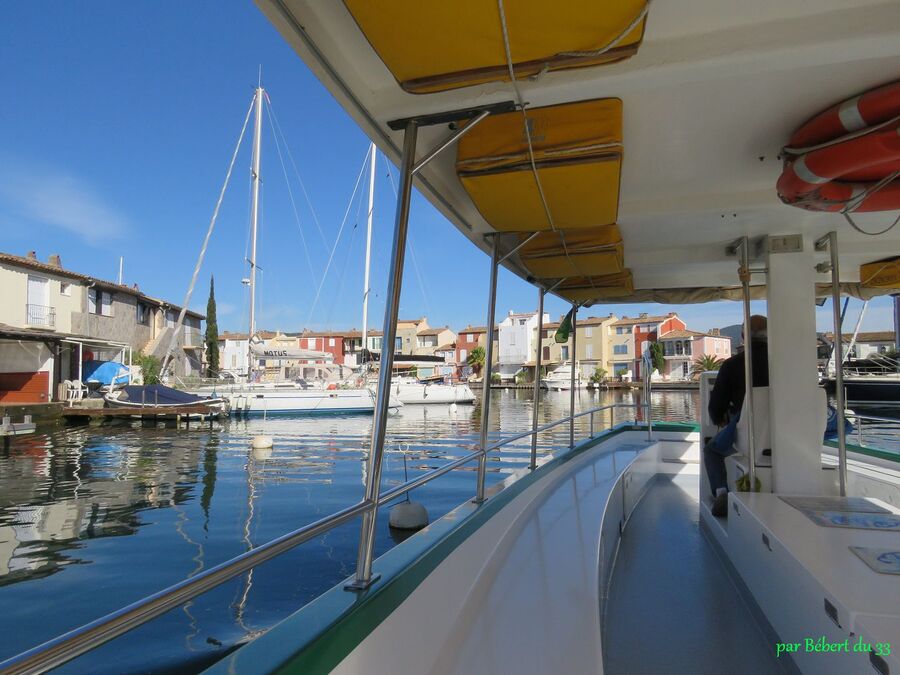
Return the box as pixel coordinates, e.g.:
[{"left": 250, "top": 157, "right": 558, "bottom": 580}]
[
  {"left": 104, "top": 384, "right": 226, "bottom": 413},
  {"left": 540, "top": 363, "right": 584, "bottom": 390},
  {"left": 8, "top": 2, "right": 900, "bottom": 674},
  {"left": 385, "top": 376, "right": 476, "bottom": 404}
]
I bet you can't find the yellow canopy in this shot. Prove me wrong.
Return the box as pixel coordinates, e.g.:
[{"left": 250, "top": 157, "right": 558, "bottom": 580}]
[
  {"left": 860, "top": 256, "right": 900, "bottom": 289},
  {"left": 517, "top": 226, "right": 624, "bottom": 278},
  {"left": 457, "top": 98, "right": 622, "bottom": 232},
  {"left": 343, "top": 0, "right": 647, "bottom": 94},
  {"left": 555, "top": 271, "right": 634, "bottom": 303}
]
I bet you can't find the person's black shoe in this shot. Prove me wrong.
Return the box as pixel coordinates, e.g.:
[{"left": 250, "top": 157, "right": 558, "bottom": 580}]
[{"left": 711, "top": 490, "right": 728, "bottom": 518}]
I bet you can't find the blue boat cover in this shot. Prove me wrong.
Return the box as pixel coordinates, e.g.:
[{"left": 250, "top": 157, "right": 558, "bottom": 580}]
[
  {"left": 118, "top": 385, "right": 212, "bottom": 405},
  {"left": 83, "top": 360, "right": 131, "bottom": 385}
]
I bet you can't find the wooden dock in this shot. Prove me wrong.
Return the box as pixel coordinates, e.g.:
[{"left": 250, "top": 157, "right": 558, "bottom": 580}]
[{"left": 63, "top": 405, "right": 224, "bottom": 424}]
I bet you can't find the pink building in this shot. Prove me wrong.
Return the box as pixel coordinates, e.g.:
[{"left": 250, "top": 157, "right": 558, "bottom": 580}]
[{"left": 657, "top": 328, "right": 732, "bottom": 380}]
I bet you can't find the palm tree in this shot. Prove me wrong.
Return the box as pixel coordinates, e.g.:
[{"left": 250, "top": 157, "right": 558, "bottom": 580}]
[
  {"left": 467, "top": 346, "right": 485, "bottom": 375},
  {"left": 691, "top": 354, "right": 724, "bottom": 378}
]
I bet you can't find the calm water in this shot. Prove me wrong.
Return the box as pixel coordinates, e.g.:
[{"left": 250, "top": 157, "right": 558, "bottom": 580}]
[{"left": 0, "top": 388, "right": 893, "bottom": 672}]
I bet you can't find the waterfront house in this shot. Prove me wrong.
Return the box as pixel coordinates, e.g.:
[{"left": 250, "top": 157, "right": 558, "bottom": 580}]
[
  {"left": 658, "top": 328, "right": 732, "bottom": 380},
  {"left": 497, "top": 311, "right": 549, "bottom": 382},
  {"left": 533, "top": 314, "right": 618, "bottom": 383},
  {"left": 415, "top": 326, "right": 456, "bottom": 356},
  {"left": 609, "top": 313, "right": 686, "bottom": 379},
  {"left": 823, "top": 330, "right": 897, "bottom": 360},
  {"left": 0, "top": 250, "right": 204, "bottom": 403}
]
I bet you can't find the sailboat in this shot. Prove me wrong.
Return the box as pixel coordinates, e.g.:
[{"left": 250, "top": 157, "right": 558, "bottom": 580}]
[
  {"left": 359, "top": 144, "right": 476, "bottom": 405},
  {"left": 191, "top": 86, "right": 401, "bottom": 416}
]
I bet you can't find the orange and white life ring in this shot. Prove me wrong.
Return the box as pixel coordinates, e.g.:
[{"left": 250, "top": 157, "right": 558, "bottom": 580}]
[{"left": 777, "top": 80, "right": 900, "bottom": 212}]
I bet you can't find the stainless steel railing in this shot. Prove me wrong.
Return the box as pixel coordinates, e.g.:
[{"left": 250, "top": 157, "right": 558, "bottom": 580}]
[
  {"left": 0, "top": 401, "right": 651, "bottom": 675},
  {"left": 843, "top": 411, "right": 900, "bottom": 451}
]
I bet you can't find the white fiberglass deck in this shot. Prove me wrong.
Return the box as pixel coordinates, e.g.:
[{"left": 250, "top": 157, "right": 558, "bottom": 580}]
[
  {"left": 604, "top": 474, "right": 782, "bottom": 674},
  {"left": 328, "top": 430, "right": 781, "bottom": 674}
]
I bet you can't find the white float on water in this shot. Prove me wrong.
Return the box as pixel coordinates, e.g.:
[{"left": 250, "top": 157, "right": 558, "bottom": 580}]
[
  {"left": 389, "top": 501, "right": 429, "bottom": 531},
  {"left": 251, "top": 435, "right": 273, "bottom": 450}
]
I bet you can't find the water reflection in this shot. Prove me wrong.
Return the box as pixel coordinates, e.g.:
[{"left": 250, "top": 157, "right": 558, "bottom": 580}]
[{"left": 0, "top": 389, "right": 700, "bottom": 671}]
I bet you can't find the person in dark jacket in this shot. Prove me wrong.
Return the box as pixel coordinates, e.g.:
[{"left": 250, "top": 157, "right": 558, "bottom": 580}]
[{"left": 705, "top": 315, "right": 769, "bottom": 517}]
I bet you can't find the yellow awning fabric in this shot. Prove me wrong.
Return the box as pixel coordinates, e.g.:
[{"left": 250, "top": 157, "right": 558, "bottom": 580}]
[
  {"left": 860, "top": 256, "right": 900, "bottom": 289},
  {"left": 343, "top": 1, "right": 647, "bottom": 94},
  {"left": 517, "top": 226, "right": 624, "bottom": 278},
  {"left": 456, "top": 98, "right": 622, "bottom": 232},
  {"left": 555, "top": 271, "right": 634, "bottom": 303}
]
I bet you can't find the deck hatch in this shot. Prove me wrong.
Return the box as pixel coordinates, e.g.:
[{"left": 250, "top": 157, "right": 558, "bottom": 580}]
[{"left": 342, "top": 0, "right": 647, "bottom": 94}]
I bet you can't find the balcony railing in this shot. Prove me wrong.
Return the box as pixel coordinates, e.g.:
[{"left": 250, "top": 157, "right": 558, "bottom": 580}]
[{"left": 26, "top": 304, "right": 56, "bottom": 328}]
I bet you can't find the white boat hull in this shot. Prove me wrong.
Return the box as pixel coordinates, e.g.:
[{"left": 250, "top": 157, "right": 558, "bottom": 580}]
[
  {"left": 191, "top": 386, "right": 400, "bottom": 415},
  {"left": 541, "top": 378, "right": 586, "bottom": 391},
  {"left": 388, "top": 382, "right": 476, "bottom": 404}
]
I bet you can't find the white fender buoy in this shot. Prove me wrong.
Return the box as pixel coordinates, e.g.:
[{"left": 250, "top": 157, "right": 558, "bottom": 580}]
[
  {"left": 389, "top": 501, "right": 429, "bottom": 531},
  {"left": 251, "top": 434, "right": 274, "bottom": 450},
  {"left": 449, "top": 402, "right": 458, "bottom": 414}
]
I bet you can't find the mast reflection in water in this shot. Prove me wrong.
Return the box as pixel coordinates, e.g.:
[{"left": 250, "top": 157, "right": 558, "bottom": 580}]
[{"left": 0, "top": 389, "right": 696, "bottom": 672}]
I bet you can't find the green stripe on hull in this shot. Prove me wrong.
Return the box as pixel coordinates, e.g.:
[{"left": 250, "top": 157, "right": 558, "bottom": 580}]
[{"left": 207, "top": 423, "right": 694, "bottom": 674}]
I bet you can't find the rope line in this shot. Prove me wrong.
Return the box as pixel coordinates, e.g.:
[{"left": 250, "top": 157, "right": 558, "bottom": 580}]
[
  {"left": 160, "top": 94, "right": 255, "bottom": 378},
  {"left": 496, "top": 0, "right": 594, "bottom": 291},
  {"left": 264, "top": 97, "right": 317, "bottom": 282},
  {"left": 265, "top": 94, "right": 329, "bottom": 248},
  {"left": 304, "top": 145, "right": 372, "bottom": 328}
]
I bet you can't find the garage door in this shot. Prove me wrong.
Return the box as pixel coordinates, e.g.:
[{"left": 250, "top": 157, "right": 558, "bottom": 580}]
[{"left": 0, "top": 372, "right": 50, "bottom": 403}]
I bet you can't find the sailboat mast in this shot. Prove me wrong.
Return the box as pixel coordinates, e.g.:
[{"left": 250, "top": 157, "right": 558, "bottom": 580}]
[
  {"left": 361, "top": 142, "right": 376, "bottom": 355},
  {"left": 247, "top": 86, "right": 264, "bottom": 377}
]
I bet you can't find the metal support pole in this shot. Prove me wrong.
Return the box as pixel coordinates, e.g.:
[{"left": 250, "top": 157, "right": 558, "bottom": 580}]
[
  {"left": 348, "top": 121, "right": 418, "bottom": 591},
  {"left": 644, "top": 361, "right": 653, "bottom": 441},
  {"left": 826, "top": 231, "right": 849, "bottom": 496},
  {"left": 475, "top": 236, "right": 501, "bottom": 503},
  {"left": 569, "top": 304, "right": 578, "bottom": 449},
  {"left": 530, "top": 288, "right": 545, "bottom": 469},
  {"left": 739, "top": 237, "right": 757, "bottom": 491}
]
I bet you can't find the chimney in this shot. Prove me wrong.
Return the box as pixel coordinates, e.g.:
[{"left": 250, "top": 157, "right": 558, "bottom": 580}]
[
  {"left": 26, "top": 250, "right": 37, "bottom": 260},
  {"left": 639, "top": 312, "right": 648, "bottom": 318},
  {"left": 668, "top": 312, "right": 676, "bottom": 317},
  {"left": 709, "top": 328, "right": 720, "bottom": 336},
  {"left": 48, "top": 254, "right": 62, "bottom": 268}
]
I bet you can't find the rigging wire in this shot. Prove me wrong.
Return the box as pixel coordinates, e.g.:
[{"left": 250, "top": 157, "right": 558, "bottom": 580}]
[
  {"left": 160, "top": 93, "right": 255, "bottom": 377},
  {"left": 382, "top": 156, "right": 434, "bottom": 323},
  {"left": 263, "top": 97, "right": 317, "bottom": 283},
  {"left": 304, "top": 145, "right": 372, "bottom": 328},
  {"left": 265, "top": 94, "right": 329, "bottom": 248}
]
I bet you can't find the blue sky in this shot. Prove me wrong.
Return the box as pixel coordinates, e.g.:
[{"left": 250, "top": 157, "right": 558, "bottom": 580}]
[{"left": 1, "top": 2, "right": 895, "bottom": 336}]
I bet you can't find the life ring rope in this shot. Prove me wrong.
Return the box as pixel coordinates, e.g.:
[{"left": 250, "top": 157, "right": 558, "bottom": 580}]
[{"left": 777, "top": 80, "right": 900, "bottom": 219}]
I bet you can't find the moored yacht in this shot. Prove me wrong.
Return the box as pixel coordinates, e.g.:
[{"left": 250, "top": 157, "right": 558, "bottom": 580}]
[
  {"left": 5, "top": 2, "right": 900, "bottom": 674},
  {"left": 541, "top": 362, "right": 585, "bottom": 390}
]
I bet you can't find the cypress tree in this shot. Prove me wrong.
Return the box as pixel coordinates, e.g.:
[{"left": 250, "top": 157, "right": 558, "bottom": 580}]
[{"left": 205, "top": 276, "right": 220, "bottom": 377}]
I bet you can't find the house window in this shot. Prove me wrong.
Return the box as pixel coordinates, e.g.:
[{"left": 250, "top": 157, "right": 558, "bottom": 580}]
[
  {"left": 613, "top": 344, "right": 628, "bottom": 355},
  {"left": 460, "top": 348, "right": 467, "bottom": 360},
  {"left": 60, "top": 282, "right": 71, "bottom": 296},
  {"left": 166, "top": 310, "right": 176, "bottom": 328},
  {"left": 467, "top": 333, "right": 474, "bottom": 343},
  {"left": 585, "top": 326, "right": 593, "bottom": 338},
  {"left": 616, "top": 326, "right": 628, "bottom": 334},
  {"left": 231, "top": 355, "right": 237, "bottom": 367},
  {"left": 88, "top": 288, "right": 114, "bottom": 317},
  {"left": 675, "top": 342, "right": 683, "bottom": 355},
  {"left": 136, "top": 302, "right": 150, "bottom": 325},
  {"left": 561, "top": 346, "right": 569, "bottom": 360},
  {"left": 307, "top": 338, "right": 315, "bottom": 349},
  {"left": 542, "top": 346, "right": 550, "bottom": 361},
  {"left": 328, "top": 337, "right": 335, "bottom": 347},
  {"left": 585, "top": 344, "right": 593, "bottom": 359},
  {"left": 372, "top": 337, "right": 383, "bottom": 351}
]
